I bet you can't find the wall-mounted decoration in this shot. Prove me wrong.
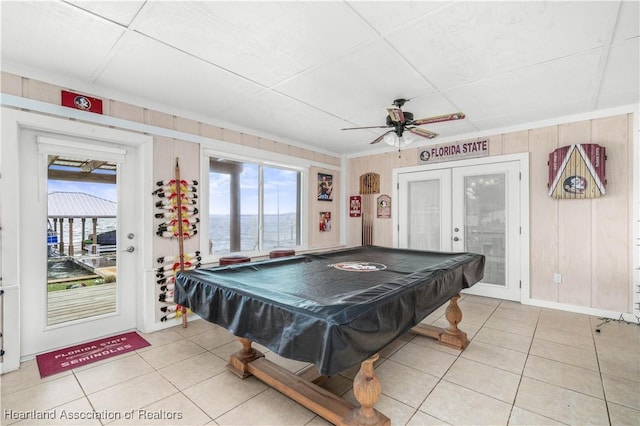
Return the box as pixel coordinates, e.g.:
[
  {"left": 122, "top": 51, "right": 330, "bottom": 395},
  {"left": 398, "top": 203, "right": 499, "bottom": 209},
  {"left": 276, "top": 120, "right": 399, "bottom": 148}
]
[
  {"left": 548, "top": 143, "right": 606, "bottom": 199},
  {"left": 419, "top": 139, "right": 488, "bottom": 164},
  {"left": 349, "top": 196, "right": 362, "bottom": 217},
  {"left": 317, "top": 173, "right": 333, "bottom": 201},
  {"left": 377, "top": 195, "right": 391, "bottom": 219},
  {"left": 61, "top": 90, "right": 103, "bottom": 114},
  {"left": 360, "top": 173, "right": 380, "bottom": 245},
  {"left": 319, "top": 211, "right": 332, "bottom": 232},
  {"left": 153, "top": 158, "right": 200, "bottom": 327},
  {"left": 359, "top": 172, "right": 380, "bottom": 195}
]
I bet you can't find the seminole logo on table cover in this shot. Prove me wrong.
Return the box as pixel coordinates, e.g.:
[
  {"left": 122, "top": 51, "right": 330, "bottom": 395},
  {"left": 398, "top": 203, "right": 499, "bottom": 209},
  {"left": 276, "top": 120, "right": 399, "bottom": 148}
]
[{"left": 331, "top": 261, "right": 386, "bottom": 272}]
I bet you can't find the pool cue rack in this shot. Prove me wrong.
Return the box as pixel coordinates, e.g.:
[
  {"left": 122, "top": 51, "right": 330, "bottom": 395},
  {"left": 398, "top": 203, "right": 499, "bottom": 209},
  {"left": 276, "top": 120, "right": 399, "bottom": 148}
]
[
  {"left": 153, "top": 157, "right": 200, "bottom": 327},
  {"left": 359, "top": 172, "right": 380, "bottom": 246}
]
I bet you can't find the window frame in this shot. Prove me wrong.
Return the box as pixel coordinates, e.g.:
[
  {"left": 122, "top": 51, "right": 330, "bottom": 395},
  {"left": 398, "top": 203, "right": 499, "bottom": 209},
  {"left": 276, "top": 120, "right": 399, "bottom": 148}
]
[{"left": 201, "top": 146, "right": 308, "bottom": 262}]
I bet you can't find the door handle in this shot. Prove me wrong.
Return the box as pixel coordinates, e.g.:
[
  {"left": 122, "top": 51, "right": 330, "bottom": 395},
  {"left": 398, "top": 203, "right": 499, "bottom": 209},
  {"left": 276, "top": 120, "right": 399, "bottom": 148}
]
[
  {"left": 123, "top": 246, "right": 135, "bottom": 253},
  {"left": 453, "top": 237, "right": 459, "bottom": 242}
]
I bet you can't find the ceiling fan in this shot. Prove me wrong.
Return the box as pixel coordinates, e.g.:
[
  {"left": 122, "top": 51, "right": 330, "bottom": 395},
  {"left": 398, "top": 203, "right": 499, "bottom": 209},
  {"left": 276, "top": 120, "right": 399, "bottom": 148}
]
[{"left": 341, "top": 98, "right": 465, "bottom": 145}]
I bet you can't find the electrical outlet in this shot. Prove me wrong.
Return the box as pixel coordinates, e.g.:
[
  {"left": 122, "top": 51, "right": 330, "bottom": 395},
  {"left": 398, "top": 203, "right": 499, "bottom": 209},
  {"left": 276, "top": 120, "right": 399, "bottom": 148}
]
[{"left": 554, "top": 273, "right": 562, "bottom": 284}]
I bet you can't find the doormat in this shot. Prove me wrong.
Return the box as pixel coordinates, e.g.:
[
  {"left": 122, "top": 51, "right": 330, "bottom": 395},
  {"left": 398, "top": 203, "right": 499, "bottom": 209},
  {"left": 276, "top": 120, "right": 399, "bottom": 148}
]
[{"left": 36, "top": 331, "right": 150, "bottom": 378}]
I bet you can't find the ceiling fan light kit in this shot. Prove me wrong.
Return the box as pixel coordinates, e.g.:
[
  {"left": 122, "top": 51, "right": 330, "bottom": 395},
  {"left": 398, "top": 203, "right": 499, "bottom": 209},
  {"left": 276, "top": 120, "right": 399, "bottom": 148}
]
[
  {"left": 383, "top": 132, "right": 416, "bottom": 147},
  {"left": 341, "top": 98, "right": 465, "bottom": 149}
]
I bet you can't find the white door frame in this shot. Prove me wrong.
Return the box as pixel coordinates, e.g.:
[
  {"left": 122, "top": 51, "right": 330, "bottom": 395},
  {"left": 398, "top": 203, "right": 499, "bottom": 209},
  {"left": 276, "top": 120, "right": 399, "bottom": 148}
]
[
  {"left": 1, "top": 108, "right": 153, "bottom": 373},
  {"left": 393, "top": 153, "right": 530, "bottom": 301},
  {"left": 451, "top": 161, "right": 522, "bottom": 300}
]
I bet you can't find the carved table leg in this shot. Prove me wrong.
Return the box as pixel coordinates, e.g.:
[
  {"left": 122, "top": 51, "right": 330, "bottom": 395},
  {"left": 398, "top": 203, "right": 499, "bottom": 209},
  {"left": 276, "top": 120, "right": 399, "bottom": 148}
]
[
  {"left": 340, "top": 354, "right": 390, "bottom": 426},
  {"left": 439, "top": 294, "right": 468, "bottom": 349},
  {"left": 227, "top": 337, "right": 265, "bottom": 378}
]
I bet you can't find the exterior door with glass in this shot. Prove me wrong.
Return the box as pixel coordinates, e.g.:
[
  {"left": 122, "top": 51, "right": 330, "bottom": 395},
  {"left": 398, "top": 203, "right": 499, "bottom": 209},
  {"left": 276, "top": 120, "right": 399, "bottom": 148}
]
[
  {"left": 19, "top": 129, "right": 140, "bottom": 357},
  {"left": 398, "top": 160, "right": 522, "bottom": 301}
]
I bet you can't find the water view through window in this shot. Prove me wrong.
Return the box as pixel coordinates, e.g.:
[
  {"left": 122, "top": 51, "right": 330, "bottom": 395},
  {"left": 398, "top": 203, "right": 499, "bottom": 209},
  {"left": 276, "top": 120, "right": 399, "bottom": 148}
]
[{"left": 209, "top": 158, "right": 300, "bottom": 255}]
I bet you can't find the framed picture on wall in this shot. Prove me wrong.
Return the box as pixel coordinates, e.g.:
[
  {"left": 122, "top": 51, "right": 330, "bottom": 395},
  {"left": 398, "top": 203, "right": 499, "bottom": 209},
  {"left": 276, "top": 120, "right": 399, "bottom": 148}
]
[
  {"left": 317, "top": 173, "right": 333, "bottom": 201},
  {"left": 319, "top": 211, "right": 331, "bottom": 232}
]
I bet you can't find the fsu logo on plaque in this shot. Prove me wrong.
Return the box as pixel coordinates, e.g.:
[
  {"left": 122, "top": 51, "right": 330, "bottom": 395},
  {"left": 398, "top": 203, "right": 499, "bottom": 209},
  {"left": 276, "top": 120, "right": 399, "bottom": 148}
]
[
  {"left": 548, "top": 144, "right": 606, "bottom": 199},
  {"left": 61, "top": 90, "right": 103, "bottom": 114}
]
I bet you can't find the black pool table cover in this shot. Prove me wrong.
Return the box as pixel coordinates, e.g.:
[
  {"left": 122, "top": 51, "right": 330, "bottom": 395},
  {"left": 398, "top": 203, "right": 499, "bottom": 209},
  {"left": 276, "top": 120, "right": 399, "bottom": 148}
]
[{"left": 174, "top": 246, "right": 484, "bottom": 376}]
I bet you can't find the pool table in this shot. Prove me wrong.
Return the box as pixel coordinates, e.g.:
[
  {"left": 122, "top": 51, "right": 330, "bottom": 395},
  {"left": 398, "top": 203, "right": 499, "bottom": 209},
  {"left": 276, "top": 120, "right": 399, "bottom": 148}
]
[{"left": 174, "top": 246, "right": 485, "bottom": 425}]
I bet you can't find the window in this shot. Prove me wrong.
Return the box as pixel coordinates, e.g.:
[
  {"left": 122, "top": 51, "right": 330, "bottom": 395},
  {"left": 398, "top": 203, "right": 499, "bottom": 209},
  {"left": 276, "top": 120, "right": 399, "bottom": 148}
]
[{"left": 208, "top": 157, "right": 301, "bottom": 255}]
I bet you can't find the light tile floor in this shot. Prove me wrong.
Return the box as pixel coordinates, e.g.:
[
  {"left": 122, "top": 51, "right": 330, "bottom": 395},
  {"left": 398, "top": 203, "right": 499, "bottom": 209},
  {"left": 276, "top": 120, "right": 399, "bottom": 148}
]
[{"left": 2, "top": 295, "right": 639, "bottom": 425}]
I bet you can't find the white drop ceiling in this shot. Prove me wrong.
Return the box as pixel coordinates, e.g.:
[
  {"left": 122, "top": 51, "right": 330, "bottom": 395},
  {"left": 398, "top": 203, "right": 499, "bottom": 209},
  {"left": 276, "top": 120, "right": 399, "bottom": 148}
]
[{"left": 1, "top": 1, "right": 638, "bottom": 156}]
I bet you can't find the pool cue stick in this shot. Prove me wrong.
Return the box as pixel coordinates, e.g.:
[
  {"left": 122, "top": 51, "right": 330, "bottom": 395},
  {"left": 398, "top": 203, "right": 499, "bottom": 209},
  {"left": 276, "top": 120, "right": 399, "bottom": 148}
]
[
  {"left": 360, "top": 175, "right": 365, "bottom": 245},
  {"left": 175, "top": 157, "right": 188, "bottom": 328},
  {"left": 360, "top": 174, "right": 371, "bottom": 246}
]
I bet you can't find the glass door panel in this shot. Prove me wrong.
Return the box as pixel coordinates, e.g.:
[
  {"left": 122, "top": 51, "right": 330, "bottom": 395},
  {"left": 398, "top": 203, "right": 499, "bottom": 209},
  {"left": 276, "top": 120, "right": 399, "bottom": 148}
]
[
  {"left": 47, "top": 155, "right": 117, "bottom": 325},
  {"left": 398, "top": 169, "right": 451, "bottom": 250},
  {"left": 462, "top": 173, "right": 506, "bottom": 286},
  {"left": 408, "top": 180, "right": 441, "bottom": 250}
]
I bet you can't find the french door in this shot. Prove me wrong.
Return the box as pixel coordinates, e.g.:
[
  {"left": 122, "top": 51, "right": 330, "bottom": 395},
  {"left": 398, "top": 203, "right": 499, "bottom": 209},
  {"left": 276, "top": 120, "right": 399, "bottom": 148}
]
[{"left": 398, "top": 159, "right": 522, "bottom": 301}]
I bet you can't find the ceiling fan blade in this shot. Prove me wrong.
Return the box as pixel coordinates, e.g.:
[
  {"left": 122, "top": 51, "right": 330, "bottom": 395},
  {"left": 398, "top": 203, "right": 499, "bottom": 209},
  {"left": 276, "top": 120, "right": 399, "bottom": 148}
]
[
  {"left": 341, "top": 125, "right": 391, "bottom": 130},
  {"left": 386, "top": 107, "right": 405, "bottom": 123},
  {"left": 370, "top": 131, "right": 394, "bottom": 144},
  {"left": 408, "top": 127, "right": 438, "bottom": 139},
  {"left": 412, "top": 112, "right": 465, "bottom": 126}
]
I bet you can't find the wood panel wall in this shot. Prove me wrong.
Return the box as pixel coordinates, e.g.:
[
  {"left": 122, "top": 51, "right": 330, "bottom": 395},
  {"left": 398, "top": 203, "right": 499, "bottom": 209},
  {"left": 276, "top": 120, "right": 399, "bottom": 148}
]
[{"left": 348, "top": 114, "right": 634, "bottom": 314}]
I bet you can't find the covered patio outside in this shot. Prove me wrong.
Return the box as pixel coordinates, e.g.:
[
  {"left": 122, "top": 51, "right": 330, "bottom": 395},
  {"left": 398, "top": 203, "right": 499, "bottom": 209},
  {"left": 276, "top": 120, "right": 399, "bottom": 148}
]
[
  {"left": 47, "top": 191, "right": 118, "bottom": 324},
  {"left": 48, "top": 191, "right": 117, "bottom": 257}
]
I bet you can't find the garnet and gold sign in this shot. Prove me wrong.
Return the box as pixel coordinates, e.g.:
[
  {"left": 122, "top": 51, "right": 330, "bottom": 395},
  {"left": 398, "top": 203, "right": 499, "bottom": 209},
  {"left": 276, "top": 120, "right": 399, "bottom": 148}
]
[
  {"left": 61, "top": 90, "right": 103, "bottom": 114},
  {"left": 377, "top": 194, "right": 391, "bottom": 218},
  {"left": 548, "top": 144, "right": 606, "bottom": 199}
]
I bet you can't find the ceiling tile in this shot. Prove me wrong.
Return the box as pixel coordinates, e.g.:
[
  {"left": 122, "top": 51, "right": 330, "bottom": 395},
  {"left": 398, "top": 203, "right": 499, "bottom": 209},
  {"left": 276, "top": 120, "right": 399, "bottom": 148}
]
[
  {"left": 387, "top": 1, "right": 620, "bottom": 91},
  {"left": 131, "top": 1, "right": 378, "bottom": 87},
  {"left": 217, "top": 90, "right": 380, "bottom": 154},
  {"left": 94, "top": 31, "right": 265, "bottom": 117},
  {"left": 64, "top": 0, "right": 145, "bottom": 26},
  {"left": 1, "top": 1, "right": 124, "bottom": 80},
  {"left": 612, "top": 1, "right": 640, "bottom": 42},
  {"left": 346, "top": 1, "right": 447, "bottom": 35},
  {"left": 274, "top": 39, "right": 435, "bottom": 125},
  {"left": 445, "top": 49, "right": 603, "bottom": 121},
  {"left": 598, "top": 38, "right": 640, "bottom": 104}
]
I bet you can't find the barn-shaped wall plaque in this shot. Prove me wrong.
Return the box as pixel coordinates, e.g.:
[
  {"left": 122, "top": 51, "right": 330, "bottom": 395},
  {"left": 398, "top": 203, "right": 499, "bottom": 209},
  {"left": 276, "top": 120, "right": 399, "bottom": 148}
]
[{"left": 548, "top": 143, "right": 606, "bottom": 199}]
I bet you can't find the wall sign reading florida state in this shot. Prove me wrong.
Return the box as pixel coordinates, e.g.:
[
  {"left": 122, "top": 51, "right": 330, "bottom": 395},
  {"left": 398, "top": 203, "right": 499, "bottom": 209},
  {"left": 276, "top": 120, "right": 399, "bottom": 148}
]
[{"left": 548, "top": 144, "right": 606, "bottom": 199}]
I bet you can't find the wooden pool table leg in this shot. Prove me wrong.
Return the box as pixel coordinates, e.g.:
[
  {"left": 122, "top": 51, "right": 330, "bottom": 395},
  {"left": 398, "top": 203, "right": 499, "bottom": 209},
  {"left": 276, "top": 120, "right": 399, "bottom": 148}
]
[
  {"left": 227, "top": 337, "right": 265, "bottom": 378},
  {"left": 411, "top": 294, "right": 469, "bottom": 350},
  {"left": 439, "top": 294, "right": 469, "bottom": 349},
  {"left": 340, "top": 354, "right": 390, "bottom": 426}
]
